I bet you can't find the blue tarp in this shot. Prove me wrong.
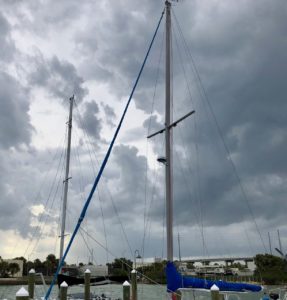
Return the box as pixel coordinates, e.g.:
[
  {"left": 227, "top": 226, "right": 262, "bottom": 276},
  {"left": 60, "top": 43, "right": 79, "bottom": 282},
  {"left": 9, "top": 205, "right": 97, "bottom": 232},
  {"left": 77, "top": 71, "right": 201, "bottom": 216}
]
[{"left": 166, "top": 261, "right": 262, "bottom": 292}]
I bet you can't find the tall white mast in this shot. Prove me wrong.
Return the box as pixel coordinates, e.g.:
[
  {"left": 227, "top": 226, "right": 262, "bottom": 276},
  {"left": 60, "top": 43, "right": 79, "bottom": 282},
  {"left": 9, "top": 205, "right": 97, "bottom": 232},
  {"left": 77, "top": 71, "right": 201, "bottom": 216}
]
[
  {"left": 59, "top": 95, "right": 74, "bottom": 267},
  {"left": 165, "top": 0, "right": 173, "bottom": 262},
  {"left": 147, "top": 1, "right": 194, "bottom": 263}
]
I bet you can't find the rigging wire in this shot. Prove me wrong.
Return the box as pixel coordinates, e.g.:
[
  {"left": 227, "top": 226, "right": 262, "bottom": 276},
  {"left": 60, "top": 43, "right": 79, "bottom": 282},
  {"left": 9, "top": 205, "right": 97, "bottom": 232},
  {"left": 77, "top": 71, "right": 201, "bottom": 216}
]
[
  {"left": 24, "top": 134, "right": 67, "bottom": 257},
  {"left": 171, "top": 19, "right": 209, "bottom": 258},
  {"left": 171, "top": 17, "right": 252, "bottom": 255},
  {"left": 54, "top": 180, "right": 65, "bottom": 257},
  {"left": 79, "top": 226, "right": 181, "bottom": 297},
  {"left": 173, "top": 140, "right": 210, "bottom": 257},
  {"left": 171, "top": 9, "right": 267, "bottom": 252},
  {"left": 73, "top": 111, "right": 107, "bottom": 262},
  {"left": 72, "top": 116, "right": 110, "bottom": 263},
  {"left": 172, "top": 17, "right": 255, "bottom": 257},
  {"left": 75, "top": 100, "right": 129, "bottom": 261},
  {"left": 10, "top": 133, "right": 66, "bottom": 258},
  {"left": 79, "top": 228, "right": 96, "bottom": 264},
  {"left": 73, "top": 101, "right": 130, "bottom": 259},
  {"left": 143, "top": 137, "right": 165, "bottom": 254},
  {"left": 142, "top": 24, "right": 165, "bottom": 263},
  {"left": 69, "top": 136, "right": 95, "bottom": 262},
  {"left": 45, "top": 11, "right": 165, "bottom": 298},
  {"left": 29, "top": 147, "right": 66, "bottom": 257}
]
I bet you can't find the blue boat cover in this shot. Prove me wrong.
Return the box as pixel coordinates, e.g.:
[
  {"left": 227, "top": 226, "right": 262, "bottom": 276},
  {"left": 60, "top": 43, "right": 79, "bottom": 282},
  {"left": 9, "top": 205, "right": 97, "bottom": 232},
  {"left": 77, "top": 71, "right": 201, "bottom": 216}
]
[{"left": 166, "top": 261, "right": 262, "bottom": 292}]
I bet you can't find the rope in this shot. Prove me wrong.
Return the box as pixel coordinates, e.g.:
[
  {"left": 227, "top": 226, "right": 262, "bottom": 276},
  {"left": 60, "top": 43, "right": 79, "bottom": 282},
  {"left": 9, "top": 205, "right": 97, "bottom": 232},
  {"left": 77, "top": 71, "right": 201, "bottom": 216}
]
[{"left": 44, "top": 9, "right": 164, "bottom": 299}]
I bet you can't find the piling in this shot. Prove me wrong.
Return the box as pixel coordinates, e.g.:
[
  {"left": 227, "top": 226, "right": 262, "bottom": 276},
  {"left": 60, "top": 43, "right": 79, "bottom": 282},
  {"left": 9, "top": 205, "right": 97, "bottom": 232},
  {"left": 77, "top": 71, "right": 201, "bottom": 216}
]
[
  {"left": 123, "top": 280, "right": 131, "bottom": 300},
  {"left": 28, "top": 268, "right": 35, "bottom": 299},
  {"left": 131, "top": 269, "right": 137, "bottom": 300},
  {"left": 60, "top": 281, "right": 68, "bottom": 300},
  {"left": 210, "top": 284, "right": 220, "bottom": 300},
  {"left": 16, "top": 287, "right": 29, "bottom": 300},
  {"left": 84, "top": 269, "right": 91, "bottom": 300}
]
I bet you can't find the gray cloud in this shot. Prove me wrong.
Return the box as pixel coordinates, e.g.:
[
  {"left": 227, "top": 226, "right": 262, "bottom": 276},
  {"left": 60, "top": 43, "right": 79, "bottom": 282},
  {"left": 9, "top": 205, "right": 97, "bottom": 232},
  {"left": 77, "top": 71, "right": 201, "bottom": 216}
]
[
  {"left": 0, "top": 72, "right": 33, "bottom": 149},
  {"left": 101, "top": 102, "right": 116, "bottom": 128},
  {"left": 77, "top": 100, "right": 102, "bottom": 141},
  {"left": 0, "top": 13, "right": 15, "bottom": 62},
  {"left": 29, "top": 54, "right": 88, "bottom": 102},
  {"left": 0, "top": 0, "right": 286, "bottom": 261}
]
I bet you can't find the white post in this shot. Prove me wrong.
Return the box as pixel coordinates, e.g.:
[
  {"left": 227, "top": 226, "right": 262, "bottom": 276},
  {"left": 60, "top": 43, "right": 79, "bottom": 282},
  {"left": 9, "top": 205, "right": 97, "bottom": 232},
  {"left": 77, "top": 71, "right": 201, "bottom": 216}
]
[
  {"left": 28, "top": 269, "right": 35, "bottom": 299},
  {"left": 123, "top": 280, "right": 131, "bottom": 300},
  {"left": 210, "top": 284, "right": 220, "bottom": 300},
  {"left": 60, "top": 281, "right": 68, "bottom": 300},
  {"left": 16, "top": 287, "right": 29, "bottom": 300},
  {"left": 84, "top": 269, "right": 91, "bottom": 300},
  {"left": 131, "top": 269, "right": 137, "bottom": 300}
]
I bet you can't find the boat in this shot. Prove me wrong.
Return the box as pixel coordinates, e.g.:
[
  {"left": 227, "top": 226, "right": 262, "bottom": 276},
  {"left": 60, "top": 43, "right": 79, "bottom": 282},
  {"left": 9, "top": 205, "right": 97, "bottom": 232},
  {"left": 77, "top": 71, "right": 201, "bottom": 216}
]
[
  {"left": 147, "top": 1, "right": 263, "bottom": 299},
  {"left": 58, "top": 273, "right": 128, "bottom": 287},
  {"left": 43, "top": 1, "right": 265, "bottom": 299},
  {"left": 57, "top": 265, "right": 128, "bottom": 287}
]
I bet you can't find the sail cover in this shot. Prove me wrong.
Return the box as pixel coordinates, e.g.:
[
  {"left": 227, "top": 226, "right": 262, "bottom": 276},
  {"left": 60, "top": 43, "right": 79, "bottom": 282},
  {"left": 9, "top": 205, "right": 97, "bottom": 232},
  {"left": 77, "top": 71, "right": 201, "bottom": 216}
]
[{"left": 166, "top": 262, "right": 262, "bottom": 292}]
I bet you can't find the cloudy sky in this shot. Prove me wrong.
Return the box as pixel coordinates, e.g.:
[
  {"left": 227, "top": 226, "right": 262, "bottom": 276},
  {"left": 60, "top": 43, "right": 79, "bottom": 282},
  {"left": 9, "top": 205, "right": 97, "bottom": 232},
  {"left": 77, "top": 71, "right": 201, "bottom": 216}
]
[{"left": 0, "top": 0, "right": 287, "bottom": 266}]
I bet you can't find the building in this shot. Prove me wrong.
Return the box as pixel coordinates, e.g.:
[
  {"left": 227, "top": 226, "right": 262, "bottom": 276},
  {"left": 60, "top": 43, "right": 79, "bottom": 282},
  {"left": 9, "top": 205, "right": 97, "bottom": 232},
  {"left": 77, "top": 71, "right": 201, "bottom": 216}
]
[{"left": 3, "top": 259, "right": 23, "bottom": 277}]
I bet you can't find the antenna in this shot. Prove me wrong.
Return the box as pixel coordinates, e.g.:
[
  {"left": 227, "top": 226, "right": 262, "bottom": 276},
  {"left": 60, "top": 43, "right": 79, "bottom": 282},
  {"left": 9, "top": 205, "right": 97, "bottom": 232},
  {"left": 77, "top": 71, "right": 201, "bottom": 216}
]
[
  {"left": 178, "top": 233, "right": 182, "bottom": 262},
  {"left": 278, "top": 229, "right": 283, "bottom": 253},
  {"left": 268, "top": 232, "right": 272, "bottom": 255}
]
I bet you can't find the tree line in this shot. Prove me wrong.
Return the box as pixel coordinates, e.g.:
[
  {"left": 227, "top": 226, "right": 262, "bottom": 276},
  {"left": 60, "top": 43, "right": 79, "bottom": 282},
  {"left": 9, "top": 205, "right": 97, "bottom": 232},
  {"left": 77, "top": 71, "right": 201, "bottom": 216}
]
[
  {"left": 0, "top": 254, "right": 62, "bottom": 277},
  {"left": 1, "top": 253, "right": 287, "bottom": 284}
]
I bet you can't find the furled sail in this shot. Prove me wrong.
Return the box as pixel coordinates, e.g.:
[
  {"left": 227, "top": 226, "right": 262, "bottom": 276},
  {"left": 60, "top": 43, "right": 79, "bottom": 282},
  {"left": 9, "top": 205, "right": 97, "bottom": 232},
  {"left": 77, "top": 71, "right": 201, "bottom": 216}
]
[{"left": 166, "top": 262, "right": 262, "bottom": 293}]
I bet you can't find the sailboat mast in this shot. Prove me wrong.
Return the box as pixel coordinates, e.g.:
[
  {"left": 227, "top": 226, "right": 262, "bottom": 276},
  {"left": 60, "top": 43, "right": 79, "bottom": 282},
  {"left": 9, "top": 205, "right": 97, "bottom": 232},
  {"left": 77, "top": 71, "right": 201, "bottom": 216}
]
[
  {"left": 59, "top": 95, "right": 74, "bottom": 266},
  {"left": 165, "top": 0, "right": 173, "bottom": 262}
]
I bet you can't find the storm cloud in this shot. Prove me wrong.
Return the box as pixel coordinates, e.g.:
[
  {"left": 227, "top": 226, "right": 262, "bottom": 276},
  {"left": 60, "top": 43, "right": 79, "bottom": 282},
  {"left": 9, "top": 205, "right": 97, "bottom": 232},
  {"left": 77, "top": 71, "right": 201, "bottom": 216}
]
[{"left": 0, "top": 0, "right": 286, "bottom": 263}]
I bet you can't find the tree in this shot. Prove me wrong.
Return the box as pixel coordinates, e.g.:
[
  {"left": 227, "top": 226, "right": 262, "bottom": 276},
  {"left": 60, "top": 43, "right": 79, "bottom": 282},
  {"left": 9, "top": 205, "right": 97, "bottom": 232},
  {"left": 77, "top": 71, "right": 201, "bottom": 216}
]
[
  {"left": 8, "top": 263, "right": 20, "bottom": 277},
  {"left": 254, "top": 254, "right": 287, "bottom": 284},
  {"left": 186, "top": 262, "right": 195, "bottom": 269},
  {"left": 45, "top": 254, "right": 57, "bottom": 276},
  {"left": 0, "top": 260, "right": 9, "bottom": 277},
  {"left": 229, "top": 262, "right": 245, "bottom": 270},
  {"left": 137, "top": 261, "right": 167, "bottom": 284},
  {"left": 107, "top": 258, "right": 133, "bottom": 276}
]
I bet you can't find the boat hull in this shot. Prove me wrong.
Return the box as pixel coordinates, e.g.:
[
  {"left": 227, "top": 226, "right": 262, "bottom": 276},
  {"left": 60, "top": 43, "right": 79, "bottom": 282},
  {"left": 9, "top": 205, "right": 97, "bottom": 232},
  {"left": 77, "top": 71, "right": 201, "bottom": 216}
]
[{"left": 57, "top": 274, "right": 129, "bottom": 287}]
